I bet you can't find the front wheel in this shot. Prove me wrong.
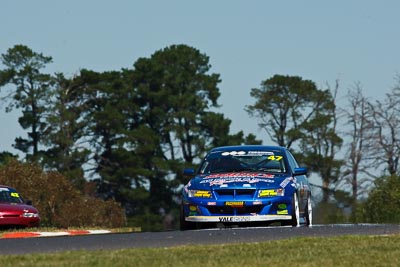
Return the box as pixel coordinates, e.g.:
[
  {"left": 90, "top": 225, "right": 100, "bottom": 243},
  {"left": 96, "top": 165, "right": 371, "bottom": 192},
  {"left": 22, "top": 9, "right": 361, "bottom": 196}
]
[{"left": 291, "top": 192, "right": 300, "bottom": 227}]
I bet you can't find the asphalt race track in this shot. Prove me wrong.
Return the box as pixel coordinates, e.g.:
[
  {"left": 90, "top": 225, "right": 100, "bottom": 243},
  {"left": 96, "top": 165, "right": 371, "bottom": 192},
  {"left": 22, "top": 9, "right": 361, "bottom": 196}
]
[{"left": 0, "top": 224, "right": 399, "bottom": 255}]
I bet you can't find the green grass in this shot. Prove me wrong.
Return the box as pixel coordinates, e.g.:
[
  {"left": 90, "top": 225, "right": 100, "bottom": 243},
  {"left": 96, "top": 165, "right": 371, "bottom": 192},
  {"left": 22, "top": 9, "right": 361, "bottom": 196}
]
[{"left": 1, "top": 235, "right": 399, "bottom": 267}]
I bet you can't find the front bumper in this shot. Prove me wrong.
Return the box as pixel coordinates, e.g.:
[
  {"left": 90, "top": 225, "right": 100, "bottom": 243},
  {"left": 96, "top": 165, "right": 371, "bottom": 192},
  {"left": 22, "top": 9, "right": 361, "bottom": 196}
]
[
  {"left": 0, "top": 215, "right": 40, "bottom": 227},
  {"left": 186, "top": 214, "right": 291, "bottom": 223},
  {"left": 182, "top": 194, "right": 293, "bottom": 223}
]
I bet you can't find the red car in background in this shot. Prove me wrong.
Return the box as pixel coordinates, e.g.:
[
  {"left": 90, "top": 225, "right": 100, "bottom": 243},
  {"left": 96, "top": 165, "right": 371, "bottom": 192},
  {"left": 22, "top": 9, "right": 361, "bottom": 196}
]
[{"left": 0, "top": 185, "right": 40, "bottom": 228}]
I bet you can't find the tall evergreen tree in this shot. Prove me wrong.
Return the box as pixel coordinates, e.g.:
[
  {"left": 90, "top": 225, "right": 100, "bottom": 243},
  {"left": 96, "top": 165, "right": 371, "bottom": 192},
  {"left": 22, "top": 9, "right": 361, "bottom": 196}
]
[
  {"left": 41, "top": 73, "right": 90, "bottom": 189},
  {"left": 132, "top": 44, "right": 259, "bottom": 212},
  {"left": 133, "top": 44, "right": 221, "bottom": 164},
  {"left": 0, "top": 45, "right": 54, "bottom": 161}
]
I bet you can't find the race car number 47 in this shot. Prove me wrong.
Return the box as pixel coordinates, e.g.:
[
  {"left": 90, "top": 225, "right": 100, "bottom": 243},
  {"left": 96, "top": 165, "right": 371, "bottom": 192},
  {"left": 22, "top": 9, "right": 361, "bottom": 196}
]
[{"left": 219, "top": 216, "right": 251, "bottom": 222}]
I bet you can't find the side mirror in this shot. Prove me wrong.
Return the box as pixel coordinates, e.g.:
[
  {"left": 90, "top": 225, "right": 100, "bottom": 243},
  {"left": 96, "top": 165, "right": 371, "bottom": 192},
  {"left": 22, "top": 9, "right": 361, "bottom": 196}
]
[
  {"left": 293, "top": 167, "right": 307, "bottom": 176},
  {"left": 25, "top": 200, "right": 33, "bottom": 205},
  {"left": 183, "top": 168, "right": 195, "bottom": 176}
]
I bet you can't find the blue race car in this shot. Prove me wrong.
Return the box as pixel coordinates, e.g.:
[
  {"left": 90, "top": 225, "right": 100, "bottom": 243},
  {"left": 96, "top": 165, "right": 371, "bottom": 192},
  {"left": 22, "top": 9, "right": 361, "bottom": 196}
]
[{"left": 180, "top": 145, "right": 312, "bottom": 230}]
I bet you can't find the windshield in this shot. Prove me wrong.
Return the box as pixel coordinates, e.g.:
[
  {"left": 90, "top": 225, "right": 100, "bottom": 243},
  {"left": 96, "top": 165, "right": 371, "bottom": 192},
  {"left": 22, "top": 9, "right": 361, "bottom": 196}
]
[
  {"left": 199, "top": 150, "right": 287, "bottom": 174},
  {"left": 0, "top": 187, "right": 24, "bottom": 204}
]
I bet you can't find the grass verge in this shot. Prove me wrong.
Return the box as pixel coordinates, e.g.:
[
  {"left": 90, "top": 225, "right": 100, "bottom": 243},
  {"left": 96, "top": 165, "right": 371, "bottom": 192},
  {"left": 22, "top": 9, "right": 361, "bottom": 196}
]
[{"left": 0, "top": 234, "right": 399, "bottom": 267}]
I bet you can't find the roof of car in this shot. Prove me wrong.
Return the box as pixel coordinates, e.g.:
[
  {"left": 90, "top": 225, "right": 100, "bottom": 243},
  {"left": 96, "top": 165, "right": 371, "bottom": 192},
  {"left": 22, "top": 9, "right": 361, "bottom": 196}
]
[
  {"left": 0, "top": 185, "right": 14, "bottom": 189},
  {"left": 208, "top": 145, "right": 287, "bottom": 153}
]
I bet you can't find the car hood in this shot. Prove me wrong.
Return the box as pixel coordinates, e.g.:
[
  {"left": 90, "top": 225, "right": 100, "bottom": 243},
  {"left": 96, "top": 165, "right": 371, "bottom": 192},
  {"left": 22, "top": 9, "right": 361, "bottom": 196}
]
[
  {"left": 0, "top": 203, "right": 39, "bottom": 213},
  {"left": 188, "top": 172, "right": 296, "bottom": 190}
]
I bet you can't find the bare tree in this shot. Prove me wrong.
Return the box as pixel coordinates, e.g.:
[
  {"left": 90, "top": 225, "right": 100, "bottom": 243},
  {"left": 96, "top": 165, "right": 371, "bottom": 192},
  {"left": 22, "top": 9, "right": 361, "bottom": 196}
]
[
  {"left": 340, "top": 82, "right": 376, "bottom": 202},
  {"left": 368, "top": 76, "right": 400, "bottom": 176}
]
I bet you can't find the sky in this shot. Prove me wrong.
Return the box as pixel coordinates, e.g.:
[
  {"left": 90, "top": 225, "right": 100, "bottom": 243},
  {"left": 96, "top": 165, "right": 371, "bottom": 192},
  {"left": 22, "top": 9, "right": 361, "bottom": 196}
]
[{"left": 1, "top": 0, "right": 400, "bottom": 155}]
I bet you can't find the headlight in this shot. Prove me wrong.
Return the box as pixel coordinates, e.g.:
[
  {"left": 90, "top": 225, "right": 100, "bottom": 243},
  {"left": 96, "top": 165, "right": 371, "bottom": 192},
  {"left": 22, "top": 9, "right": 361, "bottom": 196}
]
[
  {"left": 188, "top": 190, "right": 212, "bottom": 198},
  {"left": 22, "top": 212, "right": 39, "bottom": 218},
  {"left": 258, "top": 188, "right": 285, "bottom": 197}
]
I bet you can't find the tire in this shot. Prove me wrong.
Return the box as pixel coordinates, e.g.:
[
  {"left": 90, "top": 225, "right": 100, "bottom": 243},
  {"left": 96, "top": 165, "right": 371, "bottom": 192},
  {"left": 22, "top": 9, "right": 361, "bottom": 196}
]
[
  {"left": 291, "top": 192, "right": 300, "bottom": 227},
  {"left": 179, "top": 204, "right": 195, "bottom": 231},
  {"left": 305, "top": 194, "right": 312, "bottom": 226}
]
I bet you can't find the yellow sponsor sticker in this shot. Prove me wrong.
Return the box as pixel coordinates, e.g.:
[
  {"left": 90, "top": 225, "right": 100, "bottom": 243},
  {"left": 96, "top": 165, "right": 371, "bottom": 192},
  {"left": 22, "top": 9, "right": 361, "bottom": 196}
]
[
  {"left": 259, "top": 189, "right": 277, "bottom": 197},
  {"left": 193, "top": 191, "right": 211, "bottom": 198},
  {"left": 277, "top": 210, "right": 288, "bottom": 215},
  {"left": 225, "top": 201, "right": 244, "bottom": 207},
  {"left": 10, "top": 192, "right": 19, "bottom": 198}
]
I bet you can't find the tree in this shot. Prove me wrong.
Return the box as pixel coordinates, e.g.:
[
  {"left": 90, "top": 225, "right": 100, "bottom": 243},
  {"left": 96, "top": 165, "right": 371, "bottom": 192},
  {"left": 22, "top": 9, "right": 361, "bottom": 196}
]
[
  {"left": 133, "top": 44, "right": 222, "bottom": 163},
  {"left": 298, "top": 80, "right": 343, "bottom": 203},
  {"left": 368, "top": 78, "right": 400, "bottom": 176},
  {"left": 132, "top": 44, "right": 259, "bottom": 212},
  {"left": 201, "top": 112, "right": 261, "bottom": 148},
  {"left": 132, "top": 45, "right": 259, "bottom": 158},
  {"left": 0, "top": 152, "right": 18, "bottom": 165},
  {"left": 41, "top": 73, "right": 90, "bottom": 189},
  {"left": 0, "top": 45, "right": 54, "bottom": 161},
  {"left": 246, "top": 75, "right": 331, "bottom": 148},
  {"left": 63, "top": 69, "right": 145, "bottom": 204},
  {"left": 246, "top": 75, "right": 342, "bottom": 202},
  {"left": 340, "top": 83, "right": 375, "bottom": 202}
]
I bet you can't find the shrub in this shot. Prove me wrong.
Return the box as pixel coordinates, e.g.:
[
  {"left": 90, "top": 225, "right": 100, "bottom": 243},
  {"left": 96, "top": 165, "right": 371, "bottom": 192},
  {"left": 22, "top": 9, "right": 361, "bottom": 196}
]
[
  {"left": 0, "top": 160, "right": 126, "bottom": 228},
  {"left": 360, "top": 175, "right": 400, "bottom": 223},
  {"left": 313, "top": 201, "right": 349, "bottom": 224}
]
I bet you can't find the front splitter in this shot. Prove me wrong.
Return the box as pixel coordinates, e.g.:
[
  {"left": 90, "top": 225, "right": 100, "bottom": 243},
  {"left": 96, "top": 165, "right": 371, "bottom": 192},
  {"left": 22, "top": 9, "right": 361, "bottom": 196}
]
[{"left": 186, "top": 215, "right": 291, "bottom": 223}]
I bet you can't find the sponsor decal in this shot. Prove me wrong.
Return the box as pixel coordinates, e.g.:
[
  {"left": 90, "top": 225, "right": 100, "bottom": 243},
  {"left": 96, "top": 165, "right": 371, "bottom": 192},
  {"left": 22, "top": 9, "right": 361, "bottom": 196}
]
[
  {"left": 221, "top": 151, "right": 247, "bottom": 156},
  {"left": 280, "top": 177, "right": 294, "bottom": 188},
  {"left": 204, "top": 172, "right": 275, "bottom": 179},
  {"left": 221, "top": 151, "right": 275, "bottom": 157},
  {"left": 225, "top": 201, "right": 244, "bottom": 207},
  {"left": 201, "top": 177, "right": 274, "bottom": 186},
  {"left": 10, "top": 192, "right": 19, "bottom": 198},
  {"left": 207, "top": 202, "right": 217, "bottom": 206},
  {"left": 193, "top": 190, "right": 211, "bottom": 198},
  {"left": 189, "top": 206, "right": 197, "bottom": 211},
  {"left": 219, "top": 216, "right": 251, "bottom": 222},
  {"left": 201, "top": 173, "right": 275, "bottom": 186},
  {"left": 277, "top": 210, "right": 288, "bottom": 215},
  {"left": 259, "top": 189, "right": 277, "bottom": 197},
  {"left": 253, "top": 201, "right": 263, "bottom": 205},
  {"left": 246, "top": 151, "right": 274, "bottom": 156},
  {"left": 278, "top": 203, "right": 287, "bottom": 210}
]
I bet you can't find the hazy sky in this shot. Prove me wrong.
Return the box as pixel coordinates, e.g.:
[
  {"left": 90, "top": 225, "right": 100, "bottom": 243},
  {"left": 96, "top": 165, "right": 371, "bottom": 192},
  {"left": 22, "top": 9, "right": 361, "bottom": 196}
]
[{"left": 1, "top": 0, "right": 399, "bottom": 155}]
